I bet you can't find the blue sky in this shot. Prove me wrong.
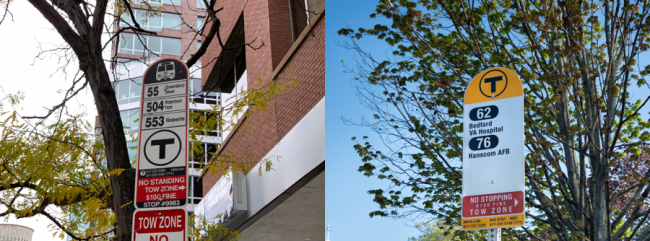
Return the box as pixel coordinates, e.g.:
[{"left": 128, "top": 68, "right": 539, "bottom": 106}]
[{"left": 325, "top": 1, "right": 424, "bottom": 240}]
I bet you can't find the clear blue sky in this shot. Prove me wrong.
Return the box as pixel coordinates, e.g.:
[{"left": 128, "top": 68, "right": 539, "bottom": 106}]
[{"left": 325, "top": 1, "right": 424, "bottom": 240}]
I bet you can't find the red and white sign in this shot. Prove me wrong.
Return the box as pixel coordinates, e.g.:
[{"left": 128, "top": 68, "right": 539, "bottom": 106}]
[
  {"left": 462, "top": 191, "right": 523, "bottom": 218},
  {"left": 133, "top": 208, "right": 186, "bottom": 241},
  {"left": 136, "top": 175, "right": 187, "bottom": 208},
  {"left": 135, "top": 58, "right": 189, "bottom": 209}
]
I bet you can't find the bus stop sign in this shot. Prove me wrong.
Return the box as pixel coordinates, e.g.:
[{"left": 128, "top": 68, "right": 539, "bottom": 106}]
[
  {"left": 134, "top": 58, "right": 189, "bottom": 209},
  {"left": 461, "top": 67, "right": 525, "bottom": 230}
]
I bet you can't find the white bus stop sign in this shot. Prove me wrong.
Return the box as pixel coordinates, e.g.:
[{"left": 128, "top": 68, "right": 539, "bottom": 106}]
[
  {"left": 462, "top": 67, "right": 525, "bottom": 230},
  {"left": 134, "top": 58, "right": 189, "bottom": 209}
]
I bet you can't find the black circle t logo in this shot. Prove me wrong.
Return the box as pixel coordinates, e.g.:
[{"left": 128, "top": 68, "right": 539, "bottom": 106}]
[
  {"left": 479, "top": 70, "right": 508, "bottom": 98},
  {"left": 144, "top": 129, "right": 182, "bottom": 166},
  {"left": 151, "top": 139, "right": 175, "bottom": 159}
]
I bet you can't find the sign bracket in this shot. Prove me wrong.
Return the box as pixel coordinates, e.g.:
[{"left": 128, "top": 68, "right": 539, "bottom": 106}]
[{"left": 487, "top": 229, "right": 501, "bottom": 241}]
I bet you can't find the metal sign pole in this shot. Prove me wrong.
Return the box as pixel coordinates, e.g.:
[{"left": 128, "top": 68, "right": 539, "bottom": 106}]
[{"left": 487, "top": 228, "right": 501, "bottom": 241}]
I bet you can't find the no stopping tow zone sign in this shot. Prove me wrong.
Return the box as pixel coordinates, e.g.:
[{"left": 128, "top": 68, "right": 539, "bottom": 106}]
[{"left": 462, "top": 67, "right": 525, "bottom": 230}]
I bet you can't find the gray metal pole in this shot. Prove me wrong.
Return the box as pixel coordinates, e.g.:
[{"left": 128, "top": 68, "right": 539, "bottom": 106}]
[{"left": 487, "top": 229, "right": 501, "bottom": 241}]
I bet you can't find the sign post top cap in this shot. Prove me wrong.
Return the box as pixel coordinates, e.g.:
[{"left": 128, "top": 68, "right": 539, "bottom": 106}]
[{"left": 464, "top": 67, "right": 523, "bottom": 105}]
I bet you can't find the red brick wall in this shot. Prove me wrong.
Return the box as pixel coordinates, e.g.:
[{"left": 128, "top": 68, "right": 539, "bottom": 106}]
[
  {"left": 272, "top": 16, "right": 325, "bottom": 138},
  {"left": 200, "top": 0, "right": 245, "bottom": 87},
  {"left": 268, "top": 0, "right": 294, "bottom": 69},
  {"left": 202, "top": 8, "right": 324, "bottom": 195},
  {"left": 242, "top": 0, "right": 274, "bottom": 90},
  {"left": 201, "top": 0, "right": 297, "bottom": 90},
  {"left": 179, "top": 0, "right": 205, "bottom": 59}
]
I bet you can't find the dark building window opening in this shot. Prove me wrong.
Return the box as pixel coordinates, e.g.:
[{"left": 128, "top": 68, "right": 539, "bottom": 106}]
[
  {"left": 288, "top": 0, "right": 323, "bottom": 42},
  {"left": 205, "top": 13, "right": 245, "bottom": 93},
  {"left": 190, "top": 79, "right": 220, "bottom": 105},
  {"left": 188, "top": 175, "right": 203, "bottom": 204}
]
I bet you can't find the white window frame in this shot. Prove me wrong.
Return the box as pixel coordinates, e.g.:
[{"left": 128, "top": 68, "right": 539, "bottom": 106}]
[
  {"left": 134, "top": 0, "right": 163, "bottom": 6},
  {"left": 188, "top": 175, "right": 203, "bottom": 204},
  {"left": 113, "top": 78, "right": 142, "bottom": 104},
  {"left": 197, "top": 16, "right": 205, "bottom": 31},
  {"left": 127, "top": 140, "right": 138, "bottom": 164},
  {"left": 190, "top": 79, "right": 219, "bottom": 105},
  {"left": 190, "top": 110, "right": 222, "bottom": 137},
  {"left": 119, "top": 33, "right": 181, "bottom": 56},
  {"left": 163, "top": 0, "right": 182, "bottom": 5},
  {"left": 116, "top": 58, "right": 139, "bottom": 68},
  {"left": 197, "top": 0, "right": 206, "bottom": 9},
  {"left": 189, "top": 142, "right": 219, "bottom": 168},
  {"left": 120, "top": 10, "right": 181, "bottom": 31},
  {"left": 120, "top": 108, "right": 140, "bottom": 134}
]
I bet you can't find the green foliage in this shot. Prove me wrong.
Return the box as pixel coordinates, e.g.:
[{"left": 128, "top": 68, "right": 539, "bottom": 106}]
[
  {"left": 0, "top": 72, "right": 294, "bottom": 240},
  {"left": 191, "top": 76, "right": 297, "bottom": 178},
  {"left": 408, "top": 220, "right": 462, "bottom": 241},
  {"left": 189, "top": 213, "right": 240, "bottom": 241},
  {"left": 341, "top": 0, "right": 650, "bottom": 240},
  {"left": 0, "top": 93, "right": 114, "bottom": 240}
]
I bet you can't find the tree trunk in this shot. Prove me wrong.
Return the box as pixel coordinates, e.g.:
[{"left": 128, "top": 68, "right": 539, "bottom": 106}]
[{"left": 83, "top": 56, "right": 136, "bottom": 240}]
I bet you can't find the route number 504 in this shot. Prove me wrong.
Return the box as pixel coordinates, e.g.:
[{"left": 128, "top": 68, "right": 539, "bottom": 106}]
[{"left": 146, "top": 101, "right": 164, "bottom": 112}]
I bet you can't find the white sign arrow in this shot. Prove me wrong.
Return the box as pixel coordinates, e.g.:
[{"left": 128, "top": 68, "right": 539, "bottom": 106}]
[{"left": 514, "top": 198, "right": 519, "bottom": 207}]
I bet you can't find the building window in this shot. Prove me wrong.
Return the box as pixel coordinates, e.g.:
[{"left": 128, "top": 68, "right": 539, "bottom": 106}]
[
  {"left": 163, "top": 0, "right": 182, "bottom": 5},
  {"left": 197, "top": 16, "right": 205, "bottom": 31},
  {"left": 134, "top": 0, "right": 161, "bottom": 6},
  {"left": 190, "top": 79, "right": 219, "bottom": 105},
  {"left": 113, "top": 78, "right": 142, "bottom": 104},
  {"left": 128, "top": 140, "right": 138, "bottom": 165},
  {"left": 288, "top": 0, "right": 323, "bottom": 42},
  {"left": 189, "top": 142, "right": 218, "bottom": 168},
  {"left": 188, "top": 175, "right": 203, "bottom": 204},
  {"left": 119, "top": 33, "right": 181, "bottom": 56},
  {"left": 120, "top": 10, "right": 181, "bottom": 31},
  {"left": 163, "top": 13, "right": 182, "bottom": 30},
  {"left": 120, "top": 108, "right": 140, "bottom": 134},
  {"left": 305, "top": 0, "right": 324, "bottom": 21},
  {"left": 116, "top": 58, "right": 140, "bottom": 68},
  {"left": 134, "top": 0, "right": 180, "bottom": 6},
  {"left": 190, "top": 111, "right": 221, "bottom": 137},
  {"left": 197, "top": 0, "right": 206, "bottom": 9}
]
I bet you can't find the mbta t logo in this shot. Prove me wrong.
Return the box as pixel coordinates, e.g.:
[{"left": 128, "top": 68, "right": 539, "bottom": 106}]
[{"left": 479, "top": 69, "right": 508, "bottom": 98}]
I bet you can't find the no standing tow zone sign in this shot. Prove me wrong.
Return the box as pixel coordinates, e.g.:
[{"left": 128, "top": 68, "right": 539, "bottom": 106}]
[{"left": 462, "top": 67, "right": 525, "bottom": 230}]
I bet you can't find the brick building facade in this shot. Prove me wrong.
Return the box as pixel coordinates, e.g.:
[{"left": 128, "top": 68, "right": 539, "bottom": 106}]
[{"left": 199, "top": 0, "right": 325, "bottom": 240}]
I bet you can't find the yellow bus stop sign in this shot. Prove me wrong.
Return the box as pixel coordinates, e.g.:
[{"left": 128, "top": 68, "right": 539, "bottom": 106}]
[{"left": 462, "top": 67, "right": 525, "bottom": 230}]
